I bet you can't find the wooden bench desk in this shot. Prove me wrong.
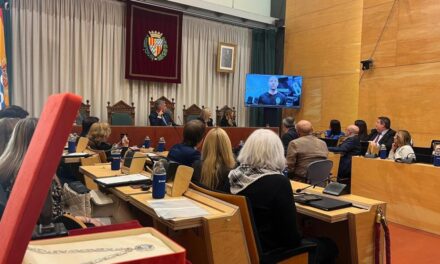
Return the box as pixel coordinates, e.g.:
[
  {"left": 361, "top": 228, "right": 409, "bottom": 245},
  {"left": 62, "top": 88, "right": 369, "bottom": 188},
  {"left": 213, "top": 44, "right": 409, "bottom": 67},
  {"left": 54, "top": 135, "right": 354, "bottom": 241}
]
[
  {"left": 352, "top": 156, "right": 440, "bottom": 235},
  {"left": 292, "top": 181, "right": 386, "bottom": 264}
]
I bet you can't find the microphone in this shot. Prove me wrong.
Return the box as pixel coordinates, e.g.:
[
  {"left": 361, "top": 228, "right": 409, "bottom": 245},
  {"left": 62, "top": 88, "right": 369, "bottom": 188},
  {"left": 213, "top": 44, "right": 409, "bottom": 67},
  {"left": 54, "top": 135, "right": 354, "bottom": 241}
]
[
  {"left": 295, "top": 177, "right": 336, "bottom": 194},
  {"left": 178, "top": 115, "right": 183, "bottom": 126},
  {"left": 164, "top": 109, "right": 175, "bottom": 126}
]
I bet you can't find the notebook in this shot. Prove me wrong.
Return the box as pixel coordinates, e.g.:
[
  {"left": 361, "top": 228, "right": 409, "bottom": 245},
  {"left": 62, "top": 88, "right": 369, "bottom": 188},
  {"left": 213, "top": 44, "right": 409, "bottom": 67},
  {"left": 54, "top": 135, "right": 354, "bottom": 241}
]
[{"left": 295, "top": 194, "right": 352, "bottom": 211}]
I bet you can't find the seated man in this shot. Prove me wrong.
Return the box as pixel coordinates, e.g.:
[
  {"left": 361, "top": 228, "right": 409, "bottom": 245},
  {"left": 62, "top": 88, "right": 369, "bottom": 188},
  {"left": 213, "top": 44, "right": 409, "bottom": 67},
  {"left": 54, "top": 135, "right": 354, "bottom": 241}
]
[
  {"left": 168, "top": 120, "right": 205, "bottom": 166},
  {"left": 286, "top": 120, "right": 328, "bottom": 181},
  {"left": 368, "top": 116, "right": 396, "bottom": 151},
  {"left": 328, "top": 125, "right": 361, "bottom": 183},
  {"left": 149, "top": 100, "right": 176, "bottom": 126},
  {"left": 258, "top": 76, "right": 286, "bottom": 106},
  {"left": 281, "top": 117, "right": 298, "bottom": 155}
]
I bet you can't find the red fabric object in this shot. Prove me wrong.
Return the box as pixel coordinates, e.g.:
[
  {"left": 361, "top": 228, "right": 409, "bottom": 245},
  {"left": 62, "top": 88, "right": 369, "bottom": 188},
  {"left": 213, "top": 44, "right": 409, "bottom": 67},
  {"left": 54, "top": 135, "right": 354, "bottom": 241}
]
[
  {"left": 125, "top": 2, "right": 182, "bottom": 83},
  {"left": 0, "top": 93, "right": 82, "bottom": 264},
  {"left": 68, "top": 220, "right": 142, "bottom": 237}
]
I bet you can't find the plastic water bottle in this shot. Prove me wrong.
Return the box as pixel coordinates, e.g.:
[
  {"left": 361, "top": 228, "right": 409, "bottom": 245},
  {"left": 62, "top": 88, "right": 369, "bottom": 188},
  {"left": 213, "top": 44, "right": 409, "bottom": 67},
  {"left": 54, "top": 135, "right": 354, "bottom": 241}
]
[
  {"left": 157, "top": 137, "right": 166, "bottom": 152},
  {"left": 111, "top": 149, "right": 121, "bottom": 171},
  {"left": 379, "top": 144, "right": 387, "bottom": 159},
  {"left": 67, "top": 134, "right": 77, "bottom": 153},
  {"left": 433, "top": 149, "right": 440, "bottom": 167},
  {"left": 152, "top": 160, "right": 167, "bottom": 199},
  {"left": 144, "top": 136, "right": 151, "bottom": 148}
]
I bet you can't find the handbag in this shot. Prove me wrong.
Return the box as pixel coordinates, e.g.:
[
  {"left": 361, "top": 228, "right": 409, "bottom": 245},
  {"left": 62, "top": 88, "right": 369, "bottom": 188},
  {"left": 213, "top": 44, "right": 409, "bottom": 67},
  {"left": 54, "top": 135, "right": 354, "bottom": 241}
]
[{"left": 63, "top": 183, "right": 91, "bottom": 217}]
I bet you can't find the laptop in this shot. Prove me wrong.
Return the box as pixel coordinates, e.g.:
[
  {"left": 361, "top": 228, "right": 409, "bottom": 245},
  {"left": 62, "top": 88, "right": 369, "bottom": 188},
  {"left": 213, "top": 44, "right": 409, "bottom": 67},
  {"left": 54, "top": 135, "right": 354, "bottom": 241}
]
[{"left": 295, "top": 194, "right": 352, "bottom": 211}]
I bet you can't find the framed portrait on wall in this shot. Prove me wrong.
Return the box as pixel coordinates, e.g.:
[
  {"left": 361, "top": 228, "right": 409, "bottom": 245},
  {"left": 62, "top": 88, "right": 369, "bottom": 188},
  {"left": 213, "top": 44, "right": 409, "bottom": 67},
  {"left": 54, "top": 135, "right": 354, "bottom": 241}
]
[{"left": 217, "top": 42, "right": 236, "bottom": 73}]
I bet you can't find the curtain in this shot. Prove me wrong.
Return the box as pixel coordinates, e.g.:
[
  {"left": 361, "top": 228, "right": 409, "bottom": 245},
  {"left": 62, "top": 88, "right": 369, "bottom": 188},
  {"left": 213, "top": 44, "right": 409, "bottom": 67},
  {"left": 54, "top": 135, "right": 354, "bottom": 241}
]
[
  {"left": 249, "top": 29, "right": 279, "bottom": 127},
  {"left": 11, "top": 0, "right": 251, "bottom": 126}
]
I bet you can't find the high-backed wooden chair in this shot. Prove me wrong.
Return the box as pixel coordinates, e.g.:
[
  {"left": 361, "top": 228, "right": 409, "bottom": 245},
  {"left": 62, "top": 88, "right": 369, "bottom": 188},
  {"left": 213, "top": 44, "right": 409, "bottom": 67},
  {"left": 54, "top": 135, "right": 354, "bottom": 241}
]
[
  {"left": 182, "top": 104, "right": 203, "bottom": 124},
  {"left": 150, "top": 96, "right": 176, "bottom": 120},
  {"left": 76, "top": 100, "right": 91, "bottom": 124},
  {"left": 189, "top": 183, "right": 315, "bottom": 264},
  {"left": 107, "top": 100, "right": 135, "bottom": 126},
  {"left": 215, "top": 105, "right": 236, "bottom": 126}
]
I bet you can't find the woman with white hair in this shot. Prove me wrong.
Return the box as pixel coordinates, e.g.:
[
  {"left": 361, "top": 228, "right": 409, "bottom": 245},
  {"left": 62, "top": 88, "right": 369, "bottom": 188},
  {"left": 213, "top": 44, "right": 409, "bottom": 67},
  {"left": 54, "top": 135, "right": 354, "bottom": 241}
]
[{"left": 228, "top": 129, "right": 301, "bottom": 253}]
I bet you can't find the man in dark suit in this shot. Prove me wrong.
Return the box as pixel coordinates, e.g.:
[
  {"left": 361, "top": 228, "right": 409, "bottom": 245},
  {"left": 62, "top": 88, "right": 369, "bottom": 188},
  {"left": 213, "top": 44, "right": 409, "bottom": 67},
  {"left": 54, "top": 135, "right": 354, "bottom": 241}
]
[
  {"left": 149, "top": 100, "right": 176, "bottom": 126},
  {"left": 281, "top": 117, "right": 298, "bottom": 155},
  {"left": 328, "top": 125, "right": 361, "bottom": 184},
  {"left": 368, "top": 116, "right": 396, "bottom": 151}
]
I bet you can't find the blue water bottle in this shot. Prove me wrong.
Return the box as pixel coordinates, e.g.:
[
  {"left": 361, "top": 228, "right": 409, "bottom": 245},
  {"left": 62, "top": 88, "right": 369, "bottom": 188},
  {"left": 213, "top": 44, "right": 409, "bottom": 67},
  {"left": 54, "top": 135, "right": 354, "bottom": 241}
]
[
  {"left": 67, "top": 134, "right": 77, "bottom": 153},
  {"left": 144, "top": 136, "right": 151, "bottom": 148},
  {"left": 433, "top": 149, "right": 440, "bottom": 167},
  {"left": 152, "top": 160, "right": 167, "bottom": 199},
  {"left": 111, "top": 150, "right": 121, "bottom": 171},
  {"left": 379, "top": 144, "right": 387, "bottom": 159},
  {"left": 157, "top": 137, "right": 166, "bottom": 152}
]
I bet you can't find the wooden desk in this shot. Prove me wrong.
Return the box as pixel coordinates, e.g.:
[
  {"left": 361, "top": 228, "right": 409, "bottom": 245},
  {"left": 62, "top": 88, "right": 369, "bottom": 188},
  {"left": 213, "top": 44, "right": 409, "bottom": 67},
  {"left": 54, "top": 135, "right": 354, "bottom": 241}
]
[
  {"left": 292, "top": 181, "right": 386, "bottom": 264},
  {"left": 72, "top": 126, "right": 279, "bottom": 149},
  {"left": 352, "top": 157, "right": 440, "bottom": 235}
]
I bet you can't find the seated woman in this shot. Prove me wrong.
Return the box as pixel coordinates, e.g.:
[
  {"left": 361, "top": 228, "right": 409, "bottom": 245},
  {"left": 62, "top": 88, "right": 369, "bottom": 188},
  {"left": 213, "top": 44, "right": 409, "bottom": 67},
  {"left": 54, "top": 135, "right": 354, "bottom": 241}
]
[
  {"left": 192, "top": 128, "right": 236, "bottom": 192},
  {"left": 229, "top": 129, "right": 337, "bottom": 263},
  {"left": 197, "top": 107, "right": 213, "bottom": 127},
  {"left": 79, "top": 116, "right": 99, "bottom": 138},
  {"left": 354, "top": 119, "right": 369, "bottom": 141},
  {"left": 0, "top": 118, "right": 19, "bottom": 156},
  {"left": 388, "top": 130, "right": 415, "bottom": 160},
  {"left": 168, "top": 120, "right": 205, "bottom": 166},
  {"left": 325, "top": 119, "right": 345, "bottom": 140},
  {"left": 0, "top": 118, "right": 103, "bottom": 226},
  {"left": 86, "top": 122, "right": 129, "bottom": 159},
  {"left": 229, "top": 129, "right": 301, "bottom": 252},
  {"left": 220, "top": 109, "right": 236, "bottom": 127}
]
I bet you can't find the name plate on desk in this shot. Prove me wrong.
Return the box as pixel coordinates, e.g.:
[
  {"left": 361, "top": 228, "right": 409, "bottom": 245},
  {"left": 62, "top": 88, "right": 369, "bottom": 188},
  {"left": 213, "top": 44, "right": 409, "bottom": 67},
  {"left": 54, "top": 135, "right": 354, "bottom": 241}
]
[{"left": 95, "top": 174, "right": 151, "bottom": 188}]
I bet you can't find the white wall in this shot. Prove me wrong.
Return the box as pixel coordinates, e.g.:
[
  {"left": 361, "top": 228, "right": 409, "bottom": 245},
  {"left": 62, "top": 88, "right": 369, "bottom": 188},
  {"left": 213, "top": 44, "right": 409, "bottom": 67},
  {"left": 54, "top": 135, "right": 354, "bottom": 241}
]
[{"left": 201, "top": 0, "right": 271, "bottom": 17}]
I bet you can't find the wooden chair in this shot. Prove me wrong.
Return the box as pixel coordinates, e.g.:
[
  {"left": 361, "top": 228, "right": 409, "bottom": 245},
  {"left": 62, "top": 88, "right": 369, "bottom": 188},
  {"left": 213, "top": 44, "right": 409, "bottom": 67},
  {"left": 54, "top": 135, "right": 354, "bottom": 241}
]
[
  {"left": 58, "top": 214, "right": 87, "bottom": 230},
  {"left": 150, "top": 96, "right": 176, "bottom": 120},
  {"left": 80, "top": 155, "right": 102, "bottom": 190},
  {"left": 189, "top": 183, "right": 315, "bottom": 264},
  {"left": 75, "top": 100, "right": 91, "bottom": 124},
  {"left": 215, "top": 105, "right": 236, "bottom": 126},
  {"left": 182, "top": 104, "right": 203, "bottom": 124},
  {"left": 327, "top": 153, "right": 341, "bottom": 179},
  {"left": 76, "top": 137, "right": 89, "bottom": 153},
  {"left": 107, "top": 100, "right": 135, "bottom": 126}
]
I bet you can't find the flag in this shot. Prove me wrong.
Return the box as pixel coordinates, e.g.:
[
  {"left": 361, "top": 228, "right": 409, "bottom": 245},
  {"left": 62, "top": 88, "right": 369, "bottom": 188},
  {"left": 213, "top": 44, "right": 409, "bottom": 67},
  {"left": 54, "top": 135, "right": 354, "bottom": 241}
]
[
  {"left": 0, "top": 8, "right": 9, "bottom": 110},
  {"left": 125, "top": 2, "right": 182, "bottom": 83}
]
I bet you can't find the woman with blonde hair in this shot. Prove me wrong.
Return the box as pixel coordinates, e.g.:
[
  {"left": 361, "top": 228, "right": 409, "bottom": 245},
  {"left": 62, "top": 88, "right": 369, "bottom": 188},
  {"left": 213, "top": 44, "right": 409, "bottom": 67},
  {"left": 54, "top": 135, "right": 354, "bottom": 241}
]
[
  {"left": 388, "top": 130, "right": 415, "bottom": 160},
  {"left": 197, "top": 107, "right": 213, "bottom": 127},
  {"left": 192, "top": 128, "right": 236, "bottom": 192}
]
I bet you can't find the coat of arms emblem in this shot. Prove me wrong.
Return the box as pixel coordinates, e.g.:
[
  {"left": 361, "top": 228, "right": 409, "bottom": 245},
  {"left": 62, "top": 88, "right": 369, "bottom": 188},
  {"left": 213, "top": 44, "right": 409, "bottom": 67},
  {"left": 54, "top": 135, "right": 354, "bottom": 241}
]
[{"left": 144, "top": 30, "right": 168, "bottom": 61}]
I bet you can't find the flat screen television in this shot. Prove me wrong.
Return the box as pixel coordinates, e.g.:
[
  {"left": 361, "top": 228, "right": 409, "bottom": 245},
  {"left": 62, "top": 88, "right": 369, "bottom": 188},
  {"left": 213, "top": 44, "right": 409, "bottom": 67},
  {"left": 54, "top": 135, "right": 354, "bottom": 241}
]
[{"left": 245, "top": 74, "right": 302, "bottom": 108}]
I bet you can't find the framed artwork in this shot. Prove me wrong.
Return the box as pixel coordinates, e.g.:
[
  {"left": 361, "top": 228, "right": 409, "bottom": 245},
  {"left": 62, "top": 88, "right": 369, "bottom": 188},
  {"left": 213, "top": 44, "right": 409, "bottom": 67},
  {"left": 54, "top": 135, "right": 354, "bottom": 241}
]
[{"left": 217, "top": 42, "right": 236, "bottom": 73}]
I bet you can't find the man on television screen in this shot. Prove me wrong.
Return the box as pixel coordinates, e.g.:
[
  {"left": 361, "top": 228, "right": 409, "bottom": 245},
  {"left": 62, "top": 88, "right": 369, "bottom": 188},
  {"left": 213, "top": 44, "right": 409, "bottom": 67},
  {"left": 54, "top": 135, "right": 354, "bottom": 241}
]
[{"left": 258, "top": 76, "right": 286, "bottom": 106}]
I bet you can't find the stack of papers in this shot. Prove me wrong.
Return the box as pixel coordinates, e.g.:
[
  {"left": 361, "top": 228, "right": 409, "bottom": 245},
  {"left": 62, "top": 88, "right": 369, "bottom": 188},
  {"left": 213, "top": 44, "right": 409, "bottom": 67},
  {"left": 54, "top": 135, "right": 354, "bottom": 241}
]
[
  {"left": 63, "top": 152, "right": 89, "bottom": 157},
  {"left": 95, "top": 174, "right": 150, "bottom": 187},
  {"left": 147, "top": 198, "right": 209, "bottom": 220}
]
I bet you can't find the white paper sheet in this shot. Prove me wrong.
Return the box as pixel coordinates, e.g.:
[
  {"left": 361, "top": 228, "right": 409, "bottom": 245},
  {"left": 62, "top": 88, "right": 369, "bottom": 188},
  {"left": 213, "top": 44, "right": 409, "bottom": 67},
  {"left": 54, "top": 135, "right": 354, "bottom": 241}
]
[{"left": 147, "top": 198, "right": 209, "bottom": 220}]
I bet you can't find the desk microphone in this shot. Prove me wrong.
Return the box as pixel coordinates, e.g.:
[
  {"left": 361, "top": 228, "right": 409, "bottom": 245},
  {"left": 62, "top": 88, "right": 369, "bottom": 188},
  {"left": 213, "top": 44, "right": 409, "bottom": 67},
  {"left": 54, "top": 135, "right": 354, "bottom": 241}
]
[
  {"left": 395, "top": 152, "right": 416, "bottom": 164},
  {"left": 295, "top": 177, "right": 336, "bottom": 194}
]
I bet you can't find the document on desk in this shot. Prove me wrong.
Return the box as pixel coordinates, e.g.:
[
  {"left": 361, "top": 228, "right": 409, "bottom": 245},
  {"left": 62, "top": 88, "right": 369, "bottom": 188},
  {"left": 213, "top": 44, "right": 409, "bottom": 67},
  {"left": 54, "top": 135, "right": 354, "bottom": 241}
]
[
  {"left": 63, "top": 152, "right": 89, "bottom": 157},
  {"left": 147, "top": 198, "right": 209, "bottom": 220},
  {"left": 95, "top": 174, "right": 150, "bottom": 187}
]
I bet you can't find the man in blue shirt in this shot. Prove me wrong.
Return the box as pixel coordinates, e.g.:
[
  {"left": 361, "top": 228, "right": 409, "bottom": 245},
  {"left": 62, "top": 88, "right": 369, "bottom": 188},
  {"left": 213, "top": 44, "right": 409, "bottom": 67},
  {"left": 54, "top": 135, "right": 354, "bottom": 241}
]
[{"left": 258, "top": 76, "right": 286, "bottom": 106}]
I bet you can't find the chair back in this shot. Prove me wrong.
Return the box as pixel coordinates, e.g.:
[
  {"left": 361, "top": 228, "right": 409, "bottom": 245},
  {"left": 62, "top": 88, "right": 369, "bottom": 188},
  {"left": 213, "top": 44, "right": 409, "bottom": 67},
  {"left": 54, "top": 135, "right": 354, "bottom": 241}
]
[
  {"left": 166, "top": 161, "right": 180, "bottom": 182},
  {"left": 189, "top": 183, "right": 261, "bottom": 264},
  {"left": 170, "top": 165, "right": 194, "bottom": 197},
  {"left": 150, "top": 96, "right": 176, "bottom": 120},
  {"left": 107, "top": 100, "right": 135, "bottom": 126},
  {"left": 215, "top": 105, "right": 236, "bottom": 126},
  {"left": 182, "top": 104, "right": 203, "bottom": 124},
  {"left": 305, "top": 159, "right": 333, "bottom": 187},
  {"left": 80, "top": 155, "right": 101, "bottom": 166},
  {"left": 76, "top": 137, "right": 89, "bottom": 153}
]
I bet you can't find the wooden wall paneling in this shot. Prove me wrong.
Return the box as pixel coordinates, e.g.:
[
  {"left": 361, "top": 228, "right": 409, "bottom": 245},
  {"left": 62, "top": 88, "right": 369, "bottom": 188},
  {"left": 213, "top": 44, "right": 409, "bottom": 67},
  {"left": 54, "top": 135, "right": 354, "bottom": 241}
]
[
  {"left": 360, "top": 0, "right": 398, "bottom": 67},
  {"left": 358, "top": 62, "right": 440, "bottom": 146},
  {"left": 396, "top": 0, "right": 440, "bottom": 65},
  {"left": 288, "top": 0, "right": 356, "bottom": 18}
]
